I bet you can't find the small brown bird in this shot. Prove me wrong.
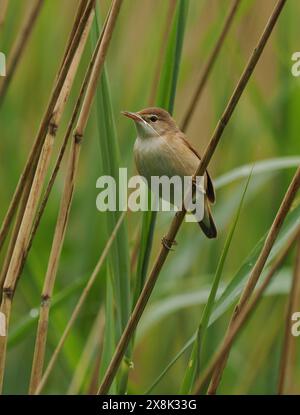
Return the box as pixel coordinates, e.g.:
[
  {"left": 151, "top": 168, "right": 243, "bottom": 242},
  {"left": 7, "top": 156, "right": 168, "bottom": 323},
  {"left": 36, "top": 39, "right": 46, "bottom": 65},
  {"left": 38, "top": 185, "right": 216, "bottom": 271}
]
[{"left": 122, "top": 107, "right": 217, "bottom": 238}]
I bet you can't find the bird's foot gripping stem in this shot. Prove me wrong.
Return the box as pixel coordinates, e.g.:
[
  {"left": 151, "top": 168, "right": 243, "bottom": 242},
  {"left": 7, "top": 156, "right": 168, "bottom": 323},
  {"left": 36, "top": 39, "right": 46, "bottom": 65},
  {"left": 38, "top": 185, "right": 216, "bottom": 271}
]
[{"left": 161, "top": 237, "right": 177, "bottom": 251}]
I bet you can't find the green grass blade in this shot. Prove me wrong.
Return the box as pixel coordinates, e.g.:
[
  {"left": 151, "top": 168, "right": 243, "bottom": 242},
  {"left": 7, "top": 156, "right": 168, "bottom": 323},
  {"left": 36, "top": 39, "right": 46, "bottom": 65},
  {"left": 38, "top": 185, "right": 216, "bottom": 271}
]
[
  {"left": 215, "top": 157, "right": 300, "bottom": 189},
  {"left": 93, "top": 12, "right": 131, "bottom": 335},
  {"left": 92, "top": 11, "right": 131, "bottom": 393},
  {"left": 156, "top": 0, "right": 189, "bottom": 113}
]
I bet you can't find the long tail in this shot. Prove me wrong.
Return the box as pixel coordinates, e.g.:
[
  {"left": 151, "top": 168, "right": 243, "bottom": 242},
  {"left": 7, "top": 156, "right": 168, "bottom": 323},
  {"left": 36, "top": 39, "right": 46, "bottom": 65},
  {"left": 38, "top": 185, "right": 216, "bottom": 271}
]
[{"left": 198, "top": 198, "right": 217, "bottom": 239}]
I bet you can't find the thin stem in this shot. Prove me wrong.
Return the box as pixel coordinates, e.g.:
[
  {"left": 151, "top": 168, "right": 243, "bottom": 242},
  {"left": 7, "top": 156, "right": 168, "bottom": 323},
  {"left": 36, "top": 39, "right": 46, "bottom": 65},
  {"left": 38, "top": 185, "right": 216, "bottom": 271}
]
[
  {"left": 67, "top": 307, "right": 105, "bottom": 395},
  {"left": 193, "top": 225, "right": 300, "bottom": 394},
  {"left": 87, "top": 338, "right": 104, "bottom": 395},
  {"left": 97, "top": 0, "right": 288, "bottom": 395},
  {"left": 207, "top": 166, "right": 300, "bottom": 394},
  {"left": 30, "top": 0, "right": 123, "bottom": 395},
  {"left": 181, "top": 0, "right": 241, "bottom": 131},
  {"left": 75, "top": 0, "right": 123, "bottom": 136},
  {"left": 15, "top": 6, "right": 110, "bottom": 288},
  {"left": 0, "top": 0, "right": 44, "bottom": 104},
  {"left": 28, "top": 10, "right": 103, "bottom": 394},
  {"left": 57, "top": 0, "right": 89, "bottom": 78},
  {"left": 34, "top": 211, "right": 126, "bottom": 395},
  {"left": 0, "top": 1, "right": 95, "bottom": 394},
  {"left": 278, "top": 237, "right": 300, "bottom": 394},
  {"left": 1, "top": 8, "right": 95, "bottom": 295},
  {"left": 0, "top": 179, "right": 31, "bottom": 295}
]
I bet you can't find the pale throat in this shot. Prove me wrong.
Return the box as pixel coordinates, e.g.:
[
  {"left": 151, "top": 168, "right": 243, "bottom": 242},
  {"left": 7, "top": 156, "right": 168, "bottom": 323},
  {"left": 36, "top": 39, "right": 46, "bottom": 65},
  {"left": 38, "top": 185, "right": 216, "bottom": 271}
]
[{"left": 135, "top": 121, "right": 159, "bottom": 140}]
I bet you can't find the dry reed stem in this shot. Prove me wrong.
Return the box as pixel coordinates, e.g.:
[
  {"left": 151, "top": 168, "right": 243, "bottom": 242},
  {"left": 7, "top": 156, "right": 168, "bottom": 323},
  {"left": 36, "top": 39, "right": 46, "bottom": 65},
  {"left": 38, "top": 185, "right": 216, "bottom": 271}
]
[
  {"left": 67, "top": 307, "right": 105, "bottom": 395},
  {"left": 207, "top": 166, "right": 300, "bottom": 394},
  {"left": 27, "top": 11, "right": 96, "bottom": 394},
  {"left": 18, "top": 11, "right": 110, "bottom": 282},
  {"left": 0, "top": 0, "right": 44, "bottom": 104},
  {"left": 29, "top": 137, "right": 81, "bottom": 394},
  {"left": 57, "top": 0, "right": 89, "bottom": 78},
  {"left": 129, "top": 0, "right": 177, "bottom": 274},
  {"left": 0, "top": 133, "right": 55, "bottom": 392},
  {"left": 30, "top": 0, "right": 123, "bottom": 394},
  {"left": 0, "top": 10, "right": 95, "bottom": 295},
  {"left": 0, "top": 0, "right": 94, "bottom": 255},
  {"left": 181, "top": 0, "right": 241, "bottom": 131},
  {"left": 35, "top": 211, "right": 126, "bottom": 395},
  {"left": 0, "top": 0, "right": 9, "bottom": 28},
  {"left": 193, "top": 225, "right": 300, "bottom": 394},
  {"left": 97, "top": 0, "right": 287, "bottom": 395},
  {"left": 0, "top": 180, "right": 32, "bottom": 295},
  {"left": 1, "top": 9, "right": 94, "bottom": 295},
  {"left": 75, "top": 0, "right": 123, "bottom": 136},
  {"left": 0, "top": 3, "right": 95, "bottom": 394},
  {"left": 278, "top": 237, "right": 300, "bottom": 394}
]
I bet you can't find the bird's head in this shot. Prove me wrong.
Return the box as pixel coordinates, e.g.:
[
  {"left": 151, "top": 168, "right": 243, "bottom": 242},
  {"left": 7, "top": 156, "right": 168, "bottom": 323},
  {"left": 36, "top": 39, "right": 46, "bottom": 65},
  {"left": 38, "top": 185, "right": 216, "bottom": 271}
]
[{"left": 121, "top": 107, "right": 178, "bottom": 138}]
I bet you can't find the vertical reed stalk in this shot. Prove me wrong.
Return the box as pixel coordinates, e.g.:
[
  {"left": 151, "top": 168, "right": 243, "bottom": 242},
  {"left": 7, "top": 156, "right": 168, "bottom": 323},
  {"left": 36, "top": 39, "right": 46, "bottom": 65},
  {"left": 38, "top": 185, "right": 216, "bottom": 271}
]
[
  {"left": 0, "top": 11, "right": 94, "bottom": 294},
  {"left": 29, "top": 0, "right": 123, "bottom": 394},
  {"left": 12, "top": 9, "right": 111, "bottom": 288},
  {"left": 18, "top": 10, "right": 110, "bottom": 280},
  {"left": 27, "top": 11, "right": 96, "bottom": 394},
  {"left": 0, "top": 0, "right": 44, "bottom": 104},
  {"left": 35, "top": 211, "right": 126, "bottom": 395},
  {"left": 278, "top": 237, "right": 300, "bottom": 394},
  {"left": 193, "top": 225, "right": 300, "bottom": 394},
  {"left": 0, "top": 179, "right": 31, "bottom": 295},
  {"left": 97, "top": 0, "right": 287, "bottom": 394},
  {"left": 207, "top": 166, "right": 300, "bottom": 394},
  {"left": 0, "top": 0, "right": 94, "bottom": 255},
  {"left": 57, "top": 0, "right": 89, "bottom": 78},
  {"left": 0, "top": 3, "right": 95, "bottom": 394},
  {"left": 181, "top": 0, "right": 241, "bottom": 131}
]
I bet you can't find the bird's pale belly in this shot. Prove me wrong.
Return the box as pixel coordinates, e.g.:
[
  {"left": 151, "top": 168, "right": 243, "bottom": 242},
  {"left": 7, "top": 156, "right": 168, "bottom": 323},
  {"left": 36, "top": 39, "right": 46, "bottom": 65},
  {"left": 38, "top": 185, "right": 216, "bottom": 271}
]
[
  {"left": 133, "top": 135, "right": 201, "bottom": 207},
  {"left": 133, "top": 135, "right": 198, "bottom": 183}
]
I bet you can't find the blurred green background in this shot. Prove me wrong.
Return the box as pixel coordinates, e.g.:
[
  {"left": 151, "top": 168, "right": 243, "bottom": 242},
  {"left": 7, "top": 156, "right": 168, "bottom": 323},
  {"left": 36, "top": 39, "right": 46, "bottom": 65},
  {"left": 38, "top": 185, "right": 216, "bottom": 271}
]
[{"left": 0, "top": 0, "right": 299, "bottom": 394}]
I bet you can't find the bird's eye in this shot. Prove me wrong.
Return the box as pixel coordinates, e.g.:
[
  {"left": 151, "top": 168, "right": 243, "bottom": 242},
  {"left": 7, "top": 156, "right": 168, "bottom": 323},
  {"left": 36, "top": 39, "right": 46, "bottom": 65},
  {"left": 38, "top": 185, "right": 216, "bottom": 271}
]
[{"left": 149, "top": 115, "right": 158, "bottom": 122}]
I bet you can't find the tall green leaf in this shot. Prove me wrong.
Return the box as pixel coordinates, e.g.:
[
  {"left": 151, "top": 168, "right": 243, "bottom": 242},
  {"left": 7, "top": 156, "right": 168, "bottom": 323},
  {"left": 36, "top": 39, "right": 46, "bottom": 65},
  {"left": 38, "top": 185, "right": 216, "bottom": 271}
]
[{"left": 92, "top": 11, "right": 131, "bottom": 391}]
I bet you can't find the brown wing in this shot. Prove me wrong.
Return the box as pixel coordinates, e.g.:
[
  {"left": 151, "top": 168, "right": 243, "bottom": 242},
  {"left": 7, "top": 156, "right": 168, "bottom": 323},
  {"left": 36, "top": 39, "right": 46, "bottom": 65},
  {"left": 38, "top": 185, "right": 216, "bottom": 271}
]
[{"left": 179, "top": 134, "right": 216, "bottom": 204}]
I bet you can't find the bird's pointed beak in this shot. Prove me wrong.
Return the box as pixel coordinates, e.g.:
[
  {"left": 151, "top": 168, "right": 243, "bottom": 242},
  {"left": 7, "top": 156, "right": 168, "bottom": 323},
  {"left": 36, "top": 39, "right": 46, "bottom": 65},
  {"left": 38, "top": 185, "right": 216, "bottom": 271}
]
[{"left": 121, "top": 111, "right": 143, "bottom": 123}]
